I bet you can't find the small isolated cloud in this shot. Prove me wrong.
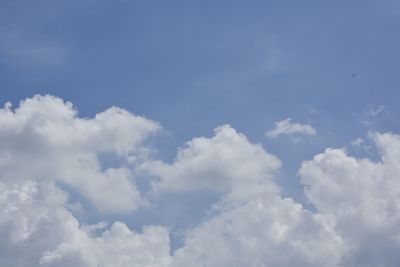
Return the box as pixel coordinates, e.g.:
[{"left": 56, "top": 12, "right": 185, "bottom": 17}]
[
  {"left": 265, "top": 118, "right": 316, "bottom": 138},
  {"left": 365, "top": 104, "right": 385, "bottom": 117},
  {"left": 0, "top": 30, "right": 68, "bottom": 69},
  {"left": 351, "top": 138, "right": 364, "bottom": 147}
]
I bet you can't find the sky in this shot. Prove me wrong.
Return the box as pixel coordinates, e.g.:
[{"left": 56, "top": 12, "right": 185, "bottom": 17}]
[{"left": 1, "top": 1, "right": 400, "bottom": 266}]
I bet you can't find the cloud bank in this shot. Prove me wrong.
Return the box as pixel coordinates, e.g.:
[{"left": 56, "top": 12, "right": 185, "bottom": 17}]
[{"left": 1, "top": 95, "right": 400, "bottom": 267}]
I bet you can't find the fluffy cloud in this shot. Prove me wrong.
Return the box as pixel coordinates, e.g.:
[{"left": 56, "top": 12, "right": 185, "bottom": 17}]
[
  {"left": 142, "top": 125, "right": 281, "bottom": 202},
  {"left": 265, "top": 118, "right": 316, "bottom": 138},
  {"left": 300, "top": 132, "right": 400, "bottom": 266},
  {"left": 2, "top": 95, "right": 400, "bottom": 267},
  {"left": 172, "top": 195, "right": 343, "bottom": 267},
  {"left": 146, "top": 121, "right": 400, "bottom": 266},
  {"left": 0, "top": 180, "right": 171, "bottom": 267},
  {"left": 40, "top": 222, "right": 171, "bottom": 267},
  {"left": 0, "top": 95, "right": 160, "bottom": 213},
  {"left": 144, "top": 124, "right": 344, "bottom": 266}
]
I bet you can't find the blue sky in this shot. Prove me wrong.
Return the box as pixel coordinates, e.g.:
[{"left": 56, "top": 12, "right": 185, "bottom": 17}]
[
  {"left": 2, "top": 1, "right": 399, "bottom": 133},
  {"left": 1, "top": 1, "right": 400, "bottom": 266},
  {"left": 2, "top": 0, "right": 399, "bottom": 198}
]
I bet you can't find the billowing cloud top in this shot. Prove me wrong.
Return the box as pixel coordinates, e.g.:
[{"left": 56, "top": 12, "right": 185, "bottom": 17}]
[
  {"left": 143, "top": 124, "right": 281, "bottom": 201},
  {"left": 0, "top": 95, "right": 160, "bottom": 213},
  {"left": 266, "top": 118, "right": 316, "bottom": 138},
  {"left": 1, "top": 95, "right": 400, "bottom": 267}
]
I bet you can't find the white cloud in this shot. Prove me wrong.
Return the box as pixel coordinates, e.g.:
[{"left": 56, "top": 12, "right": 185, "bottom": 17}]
[
  {"left": 0, "top": 180, "right": 171, "bottom": 267},
  {"left": 142, "top": 125, "right": 281, "bottom": 202},
  {"left": 300, "top": 132, "right": 400, "bottom": 266},
  {"left": 265, "top": 118, "right": 316, "bottom": 138},
  {"left": 359, "top": 104, "right": 388, "bottom": 126},
  {"left": 350, "top": 137, "right": 364, "bottom": 146},
  {"left": 40, "top": 222, "right": 171, "bottom": 267},
  {"left": 0, "top": 95, "right": 160, "bottom": 213},
  {"left": 2, "top": 95, "right": 400, "bottom": 266},
  {"left": 172, "top": 195, "right": 343, "bottom": 267},
  {"left": 144, "top": 122, "right": 400, "bottom": 266},
  {"left": 143, "top": 124, "right": 344, "bottom": 266},
  {"left": 365, "top": 104, "right": 386, "bottom": 118}
]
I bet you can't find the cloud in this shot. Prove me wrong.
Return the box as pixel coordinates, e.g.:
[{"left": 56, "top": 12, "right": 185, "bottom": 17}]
[
  {"left": 2, "top": 95, "right": 400, "bottom": 266},
  {"left": 299, "top": 132, "right": 400, "bottom": 266},
  {"left": 350, "top": 137, "right": 364, "bottom": 147},
  {"left": 365, "top": 104, "right": 386, "bottom": 118},
  {"left": 0, "top": 180, "right": 171, "bottom": 267},
  {"left": 358, "top": 104, "right": 388, "bottom": 126},
  {"left": 172, "top": 194, "right": 343, "bottom": 267},
  {"left": 142, "top": 125, "right": 281, "bottom": 202},
  {"left": 143, "top": 124, "right": 344, "bottom": 266},
  {"left": 0, "top": 95, "right": 160, "bottom": 213},
  {"left": 265, "top": 118, "right": 316, "bottom": 138},
  {"left": 144, "top": 120, "right": 400, "bottom": 266}
]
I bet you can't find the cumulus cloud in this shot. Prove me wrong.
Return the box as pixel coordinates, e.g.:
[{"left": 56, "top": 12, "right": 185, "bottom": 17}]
[
  {"left": 143, "top": 124, "right": 343, "bottom": 266},
  {"left": 0, "top": 95, "right": 160, "bottom": 213},
  {"left": 172, "top": 195, "right": 343, "bottom": 267},
  {"left": 0, "top": 180, "right": 171, "bottom": 267},
  {"left": 142, "top": 125, "right": 281, "bottom": 202},
  {"left": 2, "top": 95, "right": 400, "bottom": 267},
  {"left": 265, "top": 118, "right": 316, "bottom": 138},
  {"left": 300, "top": 132, "right": 400, "bottom": 266}
]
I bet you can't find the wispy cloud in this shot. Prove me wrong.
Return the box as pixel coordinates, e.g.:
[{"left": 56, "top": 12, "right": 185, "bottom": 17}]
[{"left": 359, "top": 104, "right": 388, "bottom": 126}]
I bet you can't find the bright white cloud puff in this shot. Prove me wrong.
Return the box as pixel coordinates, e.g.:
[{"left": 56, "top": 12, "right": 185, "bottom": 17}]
[
  {"left": 300, "top": 132, "right": 400, "bottom": 267},
  {"left": 142, "top": 124, "right": 281, "bottom": 202},
  {"left": 0, "top": 180, "right": 171, "bottom": 267},
  {"left": 265, "top": 118, "right": 316, "bottom": 138},
  {"left": 0, "top": 95, "right": 160, "bottom": 213},
  {"left": 1, "top": 95, "right": 400, "bottom": 267}
]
